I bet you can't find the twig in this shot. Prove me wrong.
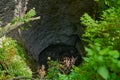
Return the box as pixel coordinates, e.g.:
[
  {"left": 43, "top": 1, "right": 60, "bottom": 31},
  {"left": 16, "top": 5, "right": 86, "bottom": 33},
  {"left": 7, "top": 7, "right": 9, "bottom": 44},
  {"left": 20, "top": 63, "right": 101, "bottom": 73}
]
[
  {"left": 9, "top": 76, "right": 35, "bottom": 80},
  {"left": 0, "top": 16, "right": 40, "bottom": 38},
  {"left": 59, "top": 57, "right": 77, "bottom": 74}
]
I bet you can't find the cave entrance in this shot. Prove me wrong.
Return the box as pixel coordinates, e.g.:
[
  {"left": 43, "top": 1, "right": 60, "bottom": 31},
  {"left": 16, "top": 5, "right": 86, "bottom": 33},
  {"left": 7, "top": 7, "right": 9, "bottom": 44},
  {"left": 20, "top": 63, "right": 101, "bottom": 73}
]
[{"left": 38, "top": 44, "right": 82, "bottom": 74}]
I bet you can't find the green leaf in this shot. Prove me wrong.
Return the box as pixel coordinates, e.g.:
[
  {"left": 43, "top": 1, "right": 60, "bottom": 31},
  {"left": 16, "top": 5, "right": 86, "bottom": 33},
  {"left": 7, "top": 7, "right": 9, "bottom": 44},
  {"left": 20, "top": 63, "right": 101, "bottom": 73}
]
[
  {"left": 24, "top": 8, "right": 36, "bottom": 19},
  {"left": 99, "top": 48, "right": 109, "bottom": 55},
  {"left": 109, "top": 50, "right": 119, "bottom": 58},
  {"left": 97, "top": 56, "right": 103, "bottom": 62},
  {"left": 94, "top": 0, "right": 99, "bottom": 2},
  {"left": 97, "top": 66, "right": 109, "bottom": 80},
  {"left": 117, "top": 61, "right": 120, "bottom": 68},
  {"left": 85, "top": 47, "right": 93, "bottom": 56},
  {"left": 117, "top": 0, "right": 120, "bottom": 4},
  {"left": 83, "top": 57, "right": 90, "bottom": 62}
]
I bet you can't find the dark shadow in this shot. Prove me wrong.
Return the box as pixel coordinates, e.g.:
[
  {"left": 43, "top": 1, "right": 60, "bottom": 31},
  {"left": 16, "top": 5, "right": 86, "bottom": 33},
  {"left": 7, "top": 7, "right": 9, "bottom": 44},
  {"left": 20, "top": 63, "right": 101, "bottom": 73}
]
[{"left": 38, "top": 44, "right": 82, "bottom": 70}]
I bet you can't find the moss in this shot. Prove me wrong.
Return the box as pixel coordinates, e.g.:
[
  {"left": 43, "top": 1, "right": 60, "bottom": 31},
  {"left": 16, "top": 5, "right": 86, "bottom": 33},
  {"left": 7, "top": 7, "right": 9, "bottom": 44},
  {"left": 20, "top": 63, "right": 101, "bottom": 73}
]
[{"left": 0, "top": 36, "right": 32, "bottom": 80}]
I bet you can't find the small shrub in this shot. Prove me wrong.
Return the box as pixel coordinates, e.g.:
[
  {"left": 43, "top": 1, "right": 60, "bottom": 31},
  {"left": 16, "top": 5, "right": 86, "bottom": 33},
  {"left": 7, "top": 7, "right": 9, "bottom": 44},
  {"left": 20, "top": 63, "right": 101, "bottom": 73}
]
[
  {"left": 77, "top": 0, "right": 120, "bottom": 79},
  {"left": 81, "top": 7, "right": 120, "bottom": 50},
  {"left": 46, "top": 60, "right": 60, "bottom": 80},
  {"left": 83, "top": 43, "right": 120, "bottom": 80},
  {"left": 0, "top": 36, "right": 32, "bottom": 79}
]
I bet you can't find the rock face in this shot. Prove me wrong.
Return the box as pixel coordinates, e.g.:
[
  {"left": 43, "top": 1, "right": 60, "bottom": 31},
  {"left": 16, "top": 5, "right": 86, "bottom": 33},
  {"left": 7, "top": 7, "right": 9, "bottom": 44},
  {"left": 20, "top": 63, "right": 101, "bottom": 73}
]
[
  {"left": 0, "top": 0, "right": 95, "bottom": 63},
  {"left": 0, "top": 0, "right": 29, "bottom": 26},
  {"left": 23, "top": 0, "right": 95, "bottom": 62}
]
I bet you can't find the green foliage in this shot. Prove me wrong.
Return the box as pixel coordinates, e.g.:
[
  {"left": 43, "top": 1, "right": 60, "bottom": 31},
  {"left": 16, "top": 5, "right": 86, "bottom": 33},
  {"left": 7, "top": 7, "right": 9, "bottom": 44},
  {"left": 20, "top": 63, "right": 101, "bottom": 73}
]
[
  {"left": 46, "top": 60, "right": 83, "bottom": 80},
  {"left": 81, "top": 7, "right": 120, "bottom": 49},
  {"left": 57, "top": 44, "right": 120, "bottom": 80},
  {"left": 0, "top": 8, "right": 38, "bottom": 80},
  {"left": 59, "top": 65, "right": 97, "bottom": 80},
  {"left": 11, "top": 8, "right": 36, "bottom": 30},
  {"left": 95, "top": 0, "right": 120, "bottom": 7},
  {"left": 97, "top": 66, "right": 109, "bottom": 80},
  {"left": 0, "top": 36, "right": 32, "bottom": 79},
  {"left": 46, "top": 60, "right": 60, "bottom": 80},
  {"left": 78, "top": 0, "right": 120, "bottom": 79},
  {"left": 83, "top": 43, "right": 120, "bottom": 80},
  {"left": 24, "top": 8, "right": 36, "bottom": 19},
  {"left": 94, "top": 0, "right": 120, "bottom": 18},
  {"left": 11, "top": 8, "right": 36, "bottom": 24}
]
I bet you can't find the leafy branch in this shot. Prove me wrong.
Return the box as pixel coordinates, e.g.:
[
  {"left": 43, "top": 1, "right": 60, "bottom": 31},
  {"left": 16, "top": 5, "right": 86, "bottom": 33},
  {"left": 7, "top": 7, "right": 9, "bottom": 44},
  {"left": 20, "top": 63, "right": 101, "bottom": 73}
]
[{"left": 0, "top": 8, "right": 40, "bottom": 38}]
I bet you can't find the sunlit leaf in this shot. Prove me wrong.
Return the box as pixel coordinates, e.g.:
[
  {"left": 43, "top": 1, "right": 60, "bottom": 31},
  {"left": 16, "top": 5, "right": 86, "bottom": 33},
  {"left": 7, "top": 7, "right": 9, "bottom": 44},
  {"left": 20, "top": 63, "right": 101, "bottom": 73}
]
[
  {"left": 109, "top": 50, "right": 119, "bottom": 58},
  {"left": 97, "top": 66, "right": 109, "bottom": 80}
]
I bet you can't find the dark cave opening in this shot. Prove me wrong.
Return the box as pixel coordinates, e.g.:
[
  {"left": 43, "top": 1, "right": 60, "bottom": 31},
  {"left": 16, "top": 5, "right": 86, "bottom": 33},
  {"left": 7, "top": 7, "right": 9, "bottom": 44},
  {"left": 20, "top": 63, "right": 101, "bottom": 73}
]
[{"left": 38, "top": 44, "right": 82, "bottom": 72}]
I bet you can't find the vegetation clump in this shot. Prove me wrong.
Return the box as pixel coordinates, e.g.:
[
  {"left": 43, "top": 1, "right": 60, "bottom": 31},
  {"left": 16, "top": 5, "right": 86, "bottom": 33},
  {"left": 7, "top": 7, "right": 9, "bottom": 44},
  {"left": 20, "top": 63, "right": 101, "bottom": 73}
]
[{"left": 0, "top": 36, "right": 32, "bottom": 80}]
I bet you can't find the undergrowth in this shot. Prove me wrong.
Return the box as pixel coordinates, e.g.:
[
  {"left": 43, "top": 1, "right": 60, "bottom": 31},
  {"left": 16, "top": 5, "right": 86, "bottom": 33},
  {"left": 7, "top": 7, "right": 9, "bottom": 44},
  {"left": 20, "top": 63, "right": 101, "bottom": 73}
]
[
  {"left": 0, "top": 36, "right": 32, "bottom": 80},
  {"left": 0, "top": 8, "right": 37, "bottom": 80}
]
